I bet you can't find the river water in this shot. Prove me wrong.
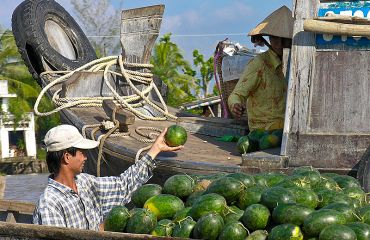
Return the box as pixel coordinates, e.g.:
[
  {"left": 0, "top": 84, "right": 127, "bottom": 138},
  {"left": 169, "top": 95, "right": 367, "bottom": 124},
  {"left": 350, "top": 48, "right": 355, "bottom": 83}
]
[{"left": 3, "top": 173, "right": 49, "bottom": 203}]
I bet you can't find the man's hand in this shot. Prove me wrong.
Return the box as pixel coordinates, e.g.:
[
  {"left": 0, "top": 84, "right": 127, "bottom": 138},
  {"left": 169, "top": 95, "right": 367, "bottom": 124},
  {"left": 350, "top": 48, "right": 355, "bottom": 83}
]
[
  {"left": 147, "top": 128, "right": 183, "bottom": 159},
  {"left": 231, "top": 103, "right": 246, "bottom": 119}
]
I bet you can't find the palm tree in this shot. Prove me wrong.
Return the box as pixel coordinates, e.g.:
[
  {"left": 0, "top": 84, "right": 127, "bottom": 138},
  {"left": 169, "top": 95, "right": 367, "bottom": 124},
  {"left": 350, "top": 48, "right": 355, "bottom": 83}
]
[{"left": 151, "top": 34, "right": 198, "bottom": 107}]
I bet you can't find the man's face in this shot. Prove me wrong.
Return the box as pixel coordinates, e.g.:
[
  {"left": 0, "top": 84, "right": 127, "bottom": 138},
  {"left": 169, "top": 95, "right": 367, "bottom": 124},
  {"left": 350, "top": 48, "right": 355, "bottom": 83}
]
[{"left": 66, "top": 149, "right": 87, "bottom": 174}]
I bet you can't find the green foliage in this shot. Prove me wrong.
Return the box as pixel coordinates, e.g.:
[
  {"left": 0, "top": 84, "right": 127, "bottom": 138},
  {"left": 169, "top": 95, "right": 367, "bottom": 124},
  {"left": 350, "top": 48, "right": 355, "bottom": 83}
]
[
  {"left": 0, "top": 29, "right": 60, "bottom": 141},
  {"left": 151, "top": 34, "right": 198, "bottom": 108},
  {"left": 192, "top": 50, "right": 214, "bottom": 98},
  {"left": 37, "top": 148, "right": 47, "bottom": 160}
]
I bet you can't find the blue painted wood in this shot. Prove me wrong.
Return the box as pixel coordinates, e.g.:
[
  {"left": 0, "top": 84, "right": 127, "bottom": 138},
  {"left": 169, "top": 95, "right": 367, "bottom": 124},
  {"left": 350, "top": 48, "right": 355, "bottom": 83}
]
[{"left": 317, "top": 1, "right": 370, "bottom": 49}]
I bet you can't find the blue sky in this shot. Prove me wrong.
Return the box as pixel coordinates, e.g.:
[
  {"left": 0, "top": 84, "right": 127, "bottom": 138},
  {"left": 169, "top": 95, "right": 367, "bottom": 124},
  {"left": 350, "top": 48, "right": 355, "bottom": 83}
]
[{"left": 1, "top": 0, "right": 291, "bottom": 62}]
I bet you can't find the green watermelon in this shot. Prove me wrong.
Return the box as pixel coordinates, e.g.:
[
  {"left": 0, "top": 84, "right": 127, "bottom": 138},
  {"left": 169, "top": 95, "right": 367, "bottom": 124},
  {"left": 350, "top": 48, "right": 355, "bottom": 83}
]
[
  {"left": 346, "top": 222, "right": 370, "bottom": 240},
  {"left": 268, "top": 223, "right": 303, "bottom": 240},
  {"left": 189, "top": 193, "right": 227, "bottom": 220},
  {"left": 163, "top": 174, "right": 194, "bottom": 198},
  {"left": 236, "top": 136, "right": 256, "bottom": 154},
  {"left": 322, "top": 203, "right": 357, "bottom": 223},
  {"left": 260, "top": 187, "right": 296, "bottom": 210},
  {"left": 125, "top": 208, "right": 157, "bottom": 234},
  {"left": 259, "top": 133, "right": 280, "bottom": 150},
  {"left": 172, "top": 217, "right": 196, "bottom": 238},
  {"left": 164, "top": 125, "right": 187, "bottom": 147},
  {"left": 303, "top": 209, "right": 347, "bottom": 237},
  {"left": 227, "top": 172, "right": 255, "bottom": 187},
  {"left": 241, "top": 204, "right": 270, "bottom": 231},
  {"left": 172, "top": 207, "right": 191, "bottom": 222},
  {"left": 131, "top": 184, "right": 162, "bottom": 208},
  {"left": 319, "top": 224, "right": 357, "bottom": 240},
  {"left": 205, "top": 177, "right": 244, "bottom": 204},
  {"left": 248, "top": 129, "right": 268, "bottom": 145},
  {"left": 104, "top": 205, "right": 130, "bottom": 232},
  {"left": 193, "top": 212, "right": 224, "bottom": 240},
  {"left": 237, "top": 185, "right": 267, "bottom": 209},
  {"left": 143, "top": 194, "right": 184, "bottom": 220},
  {"left": 223, "top": 205, "right": 244, "bottom": 224},
  {"left": 218, "top": 221, "right": 248, "bottom": 240},
  {"left": 245, "top": 230, "right": 268, "bottom": 240},
  {"left": 150, "top": 219, "right": 173, "bottom": 237},
  {"left": 272, "top": 203, "right": 314, "bottom": 226}
]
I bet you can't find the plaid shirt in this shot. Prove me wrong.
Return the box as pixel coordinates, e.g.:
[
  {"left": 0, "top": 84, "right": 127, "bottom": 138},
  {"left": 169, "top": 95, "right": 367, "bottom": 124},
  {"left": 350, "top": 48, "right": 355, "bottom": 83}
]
[{"left": 33, "top": 154, "right": 156, "bottom": 230}]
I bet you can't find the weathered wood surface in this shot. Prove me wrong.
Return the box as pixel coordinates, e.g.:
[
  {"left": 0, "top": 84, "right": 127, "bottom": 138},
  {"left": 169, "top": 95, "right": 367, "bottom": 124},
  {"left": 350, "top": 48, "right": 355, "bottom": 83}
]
[
  {"left": 0, "top": 200, "right": 35, "bottom": 215},
  {"left": 177, "top": 116, "right": 247, "bottom": 137},
  {"left": 283, "top": 0, "right": 369, "bottom": 169},
  {"left": 286, "top": 133, "right": 370, "bottom": 170},
  {"left": 310, "top": 51, "right": 370, "bottom": 132},
  {"left": 0, "top": 200, "right": 34, "bottom": 225},
  {"left": 0, "top": 222, "right": 189, "bottom": 240},
  {"left": 121, "top": 5, "right": 164, "bottom": 64},
  {"left": 221, "top": 54, "right": 254, "bottom": 82},
  {"left": 284, "top": 0, "right": 319, "bottom": 135},
  {"left": 102, "top": 99, "right": 136, "bottom": 125},
  {"left": 304, "top": 19, "right": 370, "bottom": 37}
]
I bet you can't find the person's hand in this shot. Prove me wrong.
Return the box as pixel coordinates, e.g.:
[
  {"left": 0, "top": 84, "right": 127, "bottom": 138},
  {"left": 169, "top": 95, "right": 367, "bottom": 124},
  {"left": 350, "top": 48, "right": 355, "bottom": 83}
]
[
  {"left": 147, "top": 128, "right": 183, "bottom": 159},
  {"left": 231, "top": 103, "right": 245, "bottom": 119}
]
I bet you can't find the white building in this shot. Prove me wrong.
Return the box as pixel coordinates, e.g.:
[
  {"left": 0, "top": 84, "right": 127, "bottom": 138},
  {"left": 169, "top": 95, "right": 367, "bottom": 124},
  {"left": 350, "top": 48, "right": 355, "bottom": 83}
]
[{"left": 0, "top": 80, "right": 36, "bottom": 159}]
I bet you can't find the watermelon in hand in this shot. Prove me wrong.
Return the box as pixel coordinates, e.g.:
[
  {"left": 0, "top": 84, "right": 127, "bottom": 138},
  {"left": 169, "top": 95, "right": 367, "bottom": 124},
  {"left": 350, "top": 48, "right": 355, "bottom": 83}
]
[{"left": 165, "top": 125, "right": 187, "bottom": 147}]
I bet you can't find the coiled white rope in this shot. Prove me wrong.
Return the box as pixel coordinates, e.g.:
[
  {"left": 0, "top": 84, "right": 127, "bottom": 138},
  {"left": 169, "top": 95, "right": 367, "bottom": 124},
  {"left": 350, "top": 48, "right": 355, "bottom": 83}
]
[
  {"left": 34, "top": 56, "right": 180, "bottom": 175},
  {"left": 34, "top": 55, "right": 177, "bottom": 121}
]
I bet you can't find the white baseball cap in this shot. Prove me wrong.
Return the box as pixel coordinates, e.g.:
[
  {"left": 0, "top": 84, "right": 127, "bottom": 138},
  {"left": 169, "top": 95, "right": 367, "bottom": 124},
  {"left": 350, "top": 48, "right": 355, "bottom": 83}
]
[{"left": 44, "top": 125, "right": 99, "bottom": 152}]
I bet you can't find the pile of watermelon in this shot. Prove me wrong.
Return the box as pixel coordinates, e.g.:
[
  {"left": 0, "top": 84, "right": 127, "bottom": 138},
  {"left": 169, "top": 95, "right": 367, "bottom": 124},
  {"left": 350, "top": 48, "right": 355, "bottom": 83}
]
[
  {"left": 104, "top": 167, "right": 370, "bottom": 240},
  {"left": 237, "top": 129, "right": 283, "bottom": 154}
]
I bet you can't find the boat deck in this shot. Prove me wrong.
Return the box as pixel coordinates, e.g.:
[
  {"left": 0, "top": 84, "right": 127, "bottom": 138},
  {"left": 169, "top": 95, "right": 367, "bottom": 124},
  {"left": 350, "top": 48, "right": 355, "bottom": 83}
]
[{"left": 60, "top": 106, "right": 254, "bottom": 180}]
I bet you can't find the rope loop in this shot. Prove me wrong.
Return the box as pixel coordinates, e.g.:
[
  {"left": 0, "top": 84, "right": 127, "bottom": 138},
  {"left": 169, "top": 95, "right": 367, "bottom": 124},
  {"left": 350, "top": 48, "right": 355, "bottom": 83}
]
[{"left": 34, "top": 55, "right": 177, "bottom": 121}]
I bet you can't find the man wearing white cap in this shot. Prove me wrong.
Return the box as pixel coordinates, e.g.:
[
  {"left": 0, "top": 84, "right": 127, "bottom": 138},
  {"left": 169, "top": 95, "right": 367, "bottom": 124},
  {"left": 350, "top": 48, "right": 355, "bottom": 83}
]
[
  {"left": 228, "top": 6, "right": 294, "bottom": 131},
  {"left": 33, "top": 124, "right": 182, "bottom": 230}
]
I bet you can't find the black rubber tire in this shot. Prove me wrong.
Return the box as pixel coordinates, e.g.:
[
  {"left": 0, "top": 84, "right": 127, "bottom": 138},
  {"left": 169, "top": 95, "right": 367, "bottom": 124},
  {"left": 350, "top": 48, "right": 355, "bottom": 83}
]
[
  {"left": 357, "top": 146, "right": 370, "bottom": 192},
  {"left": 12, "top": 0, "right": 97, "bottom": 82}
]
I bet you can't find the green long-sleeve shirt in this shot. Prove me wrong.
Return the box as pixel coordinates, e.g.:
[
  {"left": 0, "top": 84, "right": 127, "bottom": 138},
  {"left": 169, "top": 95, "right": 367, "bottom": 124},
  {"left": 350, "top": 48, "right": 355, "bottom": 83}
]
[{"left": 228, "top": 49, "right": 287, "bottom": 131}]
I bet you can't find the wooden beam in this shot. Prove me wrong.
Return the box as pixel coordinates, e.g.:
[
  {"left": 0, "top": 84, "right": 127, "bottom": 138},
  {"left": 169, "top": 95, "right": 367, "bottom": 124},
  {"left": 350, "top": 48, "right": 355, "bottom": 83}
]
[
  {"left": 0, "top": 221, "right": 185, "bottom": 240},
  {"left": 304, "top": 19, "right": 370, "bottom": 37},
  {"left": 0, "top": 200, "right": 35, "bottom": 215}
]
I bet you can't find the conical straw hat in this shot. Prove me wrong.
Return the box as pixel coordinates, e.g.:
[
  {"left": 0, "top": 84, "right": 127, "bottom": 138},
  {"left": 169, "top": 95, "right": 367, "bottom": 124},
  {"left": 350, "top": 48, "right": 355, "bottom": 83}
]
[{"left": 248, "top": 6, "right": 294, "bottom": 39}]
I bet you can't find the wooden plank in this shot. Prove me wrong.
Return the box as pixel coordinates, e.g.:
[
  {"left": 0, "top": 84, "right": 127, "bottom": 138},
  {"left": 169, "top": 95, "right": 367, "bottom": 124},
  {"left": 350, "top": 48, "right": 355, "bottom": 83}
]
[
  {"left": 120, "top": 5, "right": 167, "bottom": 115},
  {"left": 282, "top": 0, "right": 319, "bottom": 156},
  {"left": 221, "top": 54, "right": 254, "bottom": 82},
  {"left": 177, "top": 116, "right": 247, "bottom": 137},
  {"left": 287, "top": 133, "right": 370, "bottom": 169},
  {"left": 0, "top": 200, "right": 35, "bottom": 215},
  {"left": 102, "top": 100, "right": 135, "bottom": 125},
  {"left": 304, "top": 19, "right": 370, "bottom": 37},
  {"left": 0, "top": 222, "right": 189, "bottom": 240},
  {"left": 60, "top": 72, "right": 122, "bottom": 98},
  {"left": 120, "top": 5, "right": 164, "bottom": 64},
  {"left": 309, "top": 51, "right": 370, "bottom": 133},
  {"left": 286, "top": 0, "right": 319, "bottom": 133}
]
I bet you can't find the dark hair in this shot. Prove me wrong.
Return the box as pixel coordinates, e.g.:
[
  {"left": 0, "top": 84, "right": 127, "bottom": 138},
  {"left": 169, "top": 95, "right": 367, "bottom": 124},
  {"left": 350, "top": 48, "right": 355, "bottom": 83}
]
[{"left": 46, "top": 147, "right": 78, "bottom": 174}]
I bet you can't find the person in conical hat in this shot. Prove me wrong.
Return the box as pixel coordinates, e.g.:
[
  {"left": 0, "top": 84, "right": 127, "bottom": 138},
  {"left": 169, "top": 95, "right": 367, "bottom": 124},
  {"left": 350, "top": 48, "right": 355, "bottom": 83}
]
[
  {"left": 228, "top": 6, "right": 294, "bottom": 134},
  {"left": 249, "top": 5, "right": 293, "bottom": 56}
]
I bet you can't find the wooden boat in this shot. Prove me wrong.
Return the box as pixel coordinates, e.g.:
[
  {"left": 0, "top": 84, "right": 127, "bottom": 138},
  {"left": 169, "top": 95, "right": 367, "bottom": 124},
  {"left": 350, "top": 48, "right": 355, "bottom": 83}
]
[
  {"left": 0, "top": 199, "right": 190, "bottom": 239},
  {"left": 11, "top": 0, "right": 370, "bottom": 190}
]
